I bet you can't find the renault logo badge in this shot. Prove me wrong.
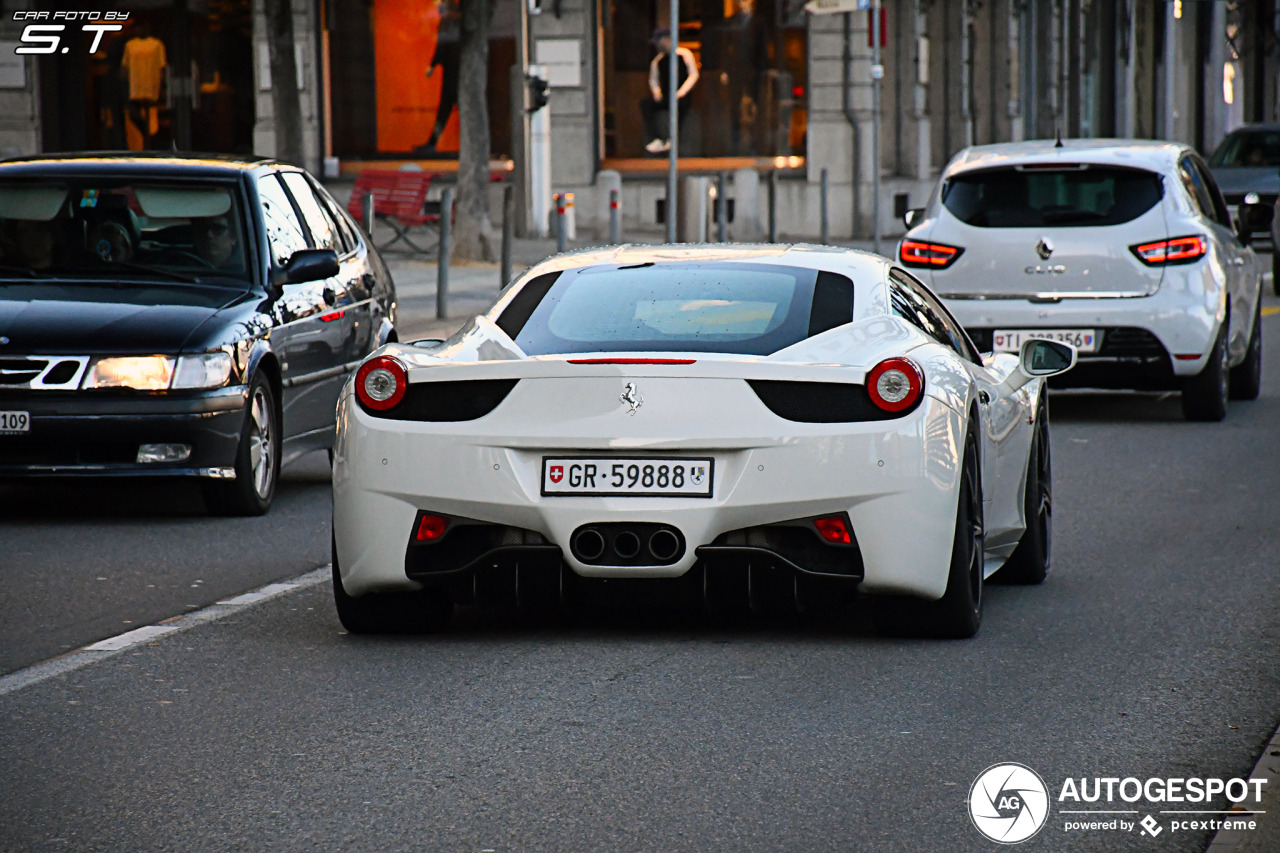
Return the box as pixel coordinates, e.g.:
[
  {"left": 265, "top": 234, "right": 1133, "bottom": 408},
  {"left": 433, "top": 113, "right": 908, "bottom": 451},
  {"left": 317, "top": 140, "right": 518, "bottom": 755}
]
[{"left": 1036, "top": 237, "right": 1054, "bottom": 260}]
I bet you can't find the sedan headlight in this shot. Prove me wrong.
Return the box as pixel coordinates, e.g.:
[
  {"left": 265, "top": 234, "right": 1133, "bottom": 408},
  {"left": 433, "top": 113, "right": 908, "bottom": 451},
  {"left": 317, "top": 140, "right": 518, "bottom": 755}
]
[
  {"left": 83, "top": 355, "right": 175, "bottom": 390},
  {"left": 172, "top": 352, "right": 234, "bottom": 389},
  {"left": 82, "top": 351, "right": 234, "bottom": 390}
]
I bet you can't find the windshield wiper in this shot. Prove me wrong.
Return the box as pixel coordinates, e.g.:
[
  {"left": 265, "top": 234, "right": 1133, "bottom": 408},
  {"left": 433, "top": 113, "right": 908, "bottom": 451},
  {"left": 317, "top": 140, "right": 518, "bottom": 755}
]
[
  {"left": 97, "top": 261, "right": 200, "bottom": 283},
  {"left": 0, "top": 263, "right": 46, "bottom": 278}
]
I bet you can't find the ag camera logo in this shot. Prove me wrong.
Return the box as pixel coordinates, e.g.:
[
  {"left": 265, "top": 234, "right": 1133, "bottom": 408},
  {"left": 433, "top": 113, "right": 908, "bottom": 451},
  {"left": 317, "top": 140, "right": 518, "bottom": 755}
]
[{"left": 969, "top": 763, "right": 1051, "bottom": 844}]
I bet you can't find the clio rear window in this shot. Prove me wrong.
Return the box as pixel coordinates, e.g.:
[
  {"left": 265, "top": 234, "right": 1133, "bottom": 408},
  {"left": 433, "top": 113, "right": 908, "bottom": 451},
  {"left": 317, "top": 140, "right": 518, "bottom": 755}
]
[{"left": 942, "top": 165, "right": 1163, "bottom": 227}]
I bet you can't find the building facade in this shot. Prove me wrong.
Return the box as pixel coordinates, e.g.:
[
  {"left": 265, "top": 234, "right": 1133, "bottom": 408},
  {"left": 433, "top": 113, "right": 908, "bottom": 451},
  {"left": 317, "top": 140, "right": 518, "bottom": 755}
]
[{"left": 2, "top": 0, "right": 1278, "bottom": 240}]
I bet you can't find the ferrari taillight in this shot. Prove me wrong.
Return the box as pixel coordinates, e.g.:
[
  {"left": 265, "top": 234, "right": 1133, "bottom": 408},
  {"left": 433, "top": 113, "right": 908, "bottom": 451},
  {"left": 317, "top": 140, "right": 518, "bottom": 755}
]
[
  {"left": 900, "top": 239, "right": 964, "bottom": 269},
  {"left": 355, "top": 356, "right": 407, "bottom": 411},
  {"left": 414, "top": 513, "right": 449, "bottom": 541},
  {"left": 867, "top": 357, "right": 924, "bottom": 413},
  {"left": 813, "top": 515, "right": 852, "bottom": 544},
  {"left": 1130, "top": 235, "right": 1207, "bottom": 265}
]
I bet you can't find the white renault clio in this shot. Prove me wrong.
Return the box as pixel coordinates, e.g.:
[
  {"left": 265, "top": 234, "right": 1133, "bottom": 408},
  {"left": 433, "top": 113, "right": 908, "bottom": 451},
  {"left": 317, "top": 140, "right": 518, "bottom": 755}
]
[{"left": 900, "top": 139, "right": 1267, "bottom": 421}]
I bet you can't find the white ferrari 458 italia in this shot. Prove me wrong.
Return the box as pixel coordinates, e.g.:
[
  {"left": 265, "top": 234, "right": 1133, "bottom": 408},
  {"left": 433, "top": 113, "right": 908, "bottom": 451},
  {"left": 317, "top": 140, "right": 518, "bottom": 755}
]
[{"left": 331, "top": 245, "right": 1076, "bottom": 638}]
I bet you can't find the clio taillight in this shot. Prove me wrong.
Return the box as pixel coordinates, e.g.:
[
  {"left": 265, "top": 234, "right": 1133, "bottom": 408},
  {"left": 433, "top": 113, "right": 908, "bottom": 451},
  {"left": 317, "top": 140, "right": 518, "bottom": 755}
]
[
  {"left": 899, "top": 239, "right": 965, "bottom": 269},
  {"left": 1130, "top": 235, "right": 1208, "bottom": 266}
]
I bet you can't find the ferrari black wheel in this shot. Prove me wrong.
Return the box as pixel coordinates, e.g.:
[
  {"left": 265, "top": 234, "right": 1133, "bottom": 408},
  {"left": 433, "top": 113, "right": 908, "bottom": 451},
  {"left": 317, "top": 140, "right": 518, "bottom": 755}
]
[
  {"left": 875, "top": 425, "right": 984, "bottom": 639},
  {"left": 332, "top": 534, "right": 451, "bottom": 634},
  {"left": 998, "top": 399, "right": 1051, "bottom": 584}
]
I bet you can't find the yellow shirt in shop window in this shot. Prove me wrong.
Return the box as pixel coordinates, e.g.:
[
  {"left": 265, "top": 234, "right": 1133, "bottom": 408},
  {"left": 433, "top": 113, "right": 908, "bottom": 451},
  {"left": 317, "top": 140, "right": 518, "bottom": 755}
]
[{"left": 122, "top": 36, "right": 166, "bottom": 102}]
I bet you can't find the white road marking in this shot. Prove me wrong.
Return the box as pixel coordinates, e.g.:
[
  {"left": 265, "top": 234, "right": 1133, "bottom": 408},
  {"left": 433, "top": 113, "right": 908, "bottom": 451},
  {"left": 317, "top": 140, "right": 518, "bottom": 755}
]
[
  {"left": 85, "top": 625, "right": 179, "bottom": 651},
  {"left": 0, "top": 567, "right": 330, "bottom": 697}
]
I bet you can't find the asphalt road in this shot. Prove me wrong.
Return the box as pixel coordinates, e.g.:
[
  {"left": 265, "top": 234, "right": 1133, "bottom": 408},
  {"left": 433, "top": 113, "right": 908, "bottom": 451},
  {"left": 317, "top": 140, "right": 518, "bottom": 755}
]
[
  {"left": 3, "top": 313, "right": 1280, "bottom": 851},
  {"left": 0, "top": 451, "right": 334, "bottom": 674}
]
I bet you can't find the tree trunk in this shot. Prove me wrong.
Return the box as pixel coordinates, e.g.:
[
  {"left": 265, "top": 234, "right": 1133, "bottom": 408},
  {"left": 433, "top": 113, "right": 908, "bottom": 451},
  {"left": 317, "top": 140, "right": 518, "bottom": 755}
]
[
  {"left": 263, "top": 0, "right": 305, "bottom": 168},
  {"left": 453, "top": 0, "right": 497, "bottom": 262}
]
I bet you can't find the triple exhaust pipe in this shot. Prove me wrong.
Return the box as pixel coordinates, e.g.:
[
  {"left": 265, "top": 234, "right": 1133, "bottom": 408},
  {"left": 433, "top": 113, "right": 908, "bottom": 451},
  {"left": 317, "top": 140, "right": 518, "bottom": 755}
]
[{"left": 570, "top": 523, "right": 685, "bottom": 566}]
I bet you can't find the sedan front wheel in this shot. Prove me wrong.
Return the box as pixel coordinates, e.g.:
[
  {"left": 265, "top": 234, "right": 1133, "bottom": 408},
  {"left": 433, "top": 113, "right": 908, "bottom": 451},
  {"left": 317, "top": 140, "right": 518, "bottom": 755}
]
[{"left": 203, "top": 375, "right": 280, "bottom": 516}]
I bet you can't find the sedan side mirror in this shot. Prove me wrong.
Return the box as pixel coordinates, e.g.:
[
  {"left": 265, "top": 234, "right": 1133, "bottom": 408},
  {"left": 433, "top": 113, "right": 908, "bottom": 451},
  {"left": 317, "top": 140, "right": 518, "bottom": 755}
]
[
  {"left": 903, "top": 207, "right": 925, "bottom": 229},
  {"left": 996, "top": 339, "right": 1077, "bottom": 397},
  {"left": 283, "top": 249, "right": 340, "bottom": 284}
]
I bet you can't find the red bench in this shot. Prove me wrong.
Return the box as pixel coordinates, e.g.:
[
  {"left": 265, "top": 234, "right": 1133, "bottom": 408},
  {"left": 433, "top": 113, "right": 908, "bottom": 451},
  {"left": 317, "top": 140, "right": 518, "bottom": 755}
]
[{"left": 346, "top": 169, "right": 442, "bottom": 254}]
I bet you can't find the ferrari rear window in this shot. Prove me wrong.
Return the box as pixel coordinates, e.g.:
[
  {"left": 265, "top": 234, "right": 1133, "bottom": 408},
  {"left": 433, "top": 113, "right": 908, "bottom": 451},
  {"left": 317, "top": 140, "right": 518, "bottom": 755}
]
[
  {"left": 942, "top": 165, "right": 1163, "bottom": 227},
  {"left": 498, "top": 263, "right": 854, "bottom": 356}
]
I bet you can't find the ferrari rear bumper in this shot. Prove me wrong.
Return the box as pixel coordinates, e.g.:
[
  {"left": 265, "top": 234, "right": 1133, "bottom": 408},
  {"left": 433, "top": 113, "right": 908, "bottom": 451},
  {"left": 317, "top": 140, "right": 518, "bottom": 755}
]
[{"left": 333, "top": 380, "right": 969, "bottom": 601}]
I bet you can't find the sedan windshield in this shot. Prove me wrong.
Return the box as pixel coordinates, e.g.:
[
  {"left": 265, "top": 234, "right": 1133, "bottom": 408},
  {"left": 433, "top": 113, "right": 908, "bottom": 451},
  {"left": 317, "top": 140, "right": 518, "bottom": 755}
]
[
  {"left": 1209, "top": 130, "right": 1280, "bottom": 167},
  {"left": 0, "top": 179, "right": 250, "bottom": 284},
  {"left": 497, "top": 262, "right": 855, "bottom": 356}
]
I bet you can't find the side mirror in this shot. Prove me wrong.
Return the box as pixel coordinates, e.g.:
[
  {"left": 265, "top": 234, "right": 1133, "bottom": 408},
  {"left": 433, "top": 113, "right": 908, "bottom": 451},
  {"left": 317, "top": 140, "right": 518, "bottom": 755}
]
[
  {"left": 903, "top": 207, "right": 925, "bottom": 230},
  {"left": 412, "top": 338, "right": 445, "bottom": 349},
  {"left": 283, "top": 248, "right": 340, "bottom": 284},
  {"left": 995, "top": 338, "right": 1077, "bottom": 397},
  {"left": 1235, "top": 201, "right": 1274, "bottom": 245}
]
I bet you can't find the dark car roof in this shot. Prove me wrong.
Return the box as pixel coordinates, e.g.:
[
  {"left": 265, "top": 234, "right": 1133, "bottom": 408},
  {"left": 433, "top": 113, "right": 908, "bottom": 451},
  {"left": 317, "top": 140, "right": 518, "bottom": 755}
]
[
  {"left": 0, "top": 151, "right": 286, "bottom": 179},
  {"left": 1221, "top": 124, "right": 1280, "bottom": 135}
]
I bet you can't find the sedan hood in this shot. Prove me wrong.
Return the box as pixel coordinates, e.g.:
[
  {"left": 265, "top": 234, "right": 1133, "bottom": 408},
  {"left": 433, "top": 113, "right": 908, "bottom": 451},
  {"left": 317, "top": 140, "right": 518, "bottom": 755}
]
[{"left": 0, "top": 280, "right": 254, "bottom": 354}]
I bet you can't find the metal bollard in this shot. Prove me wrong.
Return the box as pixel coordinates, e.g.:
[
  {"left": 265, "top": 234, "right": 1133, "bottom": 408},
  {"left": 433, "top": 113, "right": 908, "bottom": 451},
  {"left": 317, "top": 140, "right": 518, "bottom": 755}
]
[
  {"left": 767, "top": 170, "right": 778, "bottom": 243},
  {"left": 820, "top": 168, "right": 830, "bottom": 246},
  {"left": 716, "top": 171, "right": 728, "bottom": 243},
  {"left": 501, "top": 183, "right": 514, "bottom": 288},
  {"left": 609, "top": 187, "right": 621, "bottom": 245},
  {"left": 437, "top": 188, "right": 452, "bottom": 320},
  {"left": 555, "top": 193, "right": 567, "bottom": 253},
  {"left": 361, "top": 192, "right": 374, "bottom": 238}
]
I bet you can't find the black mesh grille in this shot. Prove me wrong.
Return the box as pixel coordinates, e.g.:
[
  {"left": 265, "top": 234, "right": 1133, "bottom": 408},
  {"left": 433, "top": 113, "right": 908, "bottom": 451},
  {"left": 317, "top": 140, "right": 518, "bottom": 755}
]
[
  {"left": 0, "top": 439, "right": 138, "bottom": 466},
  {"left": 362, "top": 379, "right": 519, "bottom": 421},
  {"left": 747, "top": 380, "right": 909, "bottom": 422},
  {"left": 44, "top": 360, "right": 80, "bottom": 385},
  {"left": 0, "top": 358, "right": 46, "bottom": 385},
  {"left": 404, "top": 514, "right": 552, "bottom": 578},
  {"left": 707, "top": 518, "right": 864, "bottom": 577},
  {"left": 966, "top": 327, "right": 1167, "bottom": 359}
]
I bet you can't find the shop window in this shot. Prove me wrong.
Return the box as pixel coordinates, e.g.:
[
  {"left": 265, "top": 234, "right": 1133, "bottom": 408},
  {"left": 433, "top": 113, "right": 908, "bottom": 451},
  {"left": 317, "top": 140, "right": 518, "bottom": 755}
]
[
  {"left": 327, "top": 0, "right": 514, "bottom": 160},
  {"left": 40, "top": 0, "right": 254, "bottom": 154},
  {"left": 602, "top": 0, "right": 807, "bottom": 160}
]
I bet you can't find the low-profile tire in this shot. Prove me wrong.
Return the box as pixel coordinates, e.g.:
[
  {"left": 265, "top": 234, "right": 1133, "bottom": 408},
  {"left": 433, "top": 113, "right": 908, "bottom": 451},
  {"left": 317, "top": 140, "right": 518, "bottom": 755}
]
[
  {"left": 1229, "top": 298, "right": 1262, "bottom": 401},
  {"left": 331, "top": 534, "right": 452, "bottom": 634},
  {"left": 1181, "top": 321, "right": 1229, "bottom": 422},
  {"left": 203, "top": 374, "right": 280, "bottom": 516},
  {"left": 996, "top": 398, "right": 1051, "bottom": 585},
  {"left": 875, "top": 426, "right": 984, "bottom": 639}
]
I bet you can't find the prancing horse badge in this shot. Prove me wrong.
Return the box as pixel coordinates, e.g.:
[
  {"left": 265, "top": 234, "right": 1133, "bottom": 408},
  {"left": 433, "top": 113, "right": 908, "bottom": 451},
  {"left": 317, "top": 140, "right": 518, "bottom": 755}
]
[{"left": 620, "top": 382, "right": 644, "bottom": 415}]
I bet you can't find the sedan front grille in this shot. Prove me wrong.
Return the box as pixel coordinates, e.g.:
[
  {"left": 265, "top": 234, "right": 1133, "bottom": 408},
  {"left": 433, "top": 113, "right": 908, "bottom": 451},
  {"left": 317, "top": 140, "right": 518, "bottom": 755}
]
[{"left": 0, "top": 356, "right": 90, "bottom": 390}]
